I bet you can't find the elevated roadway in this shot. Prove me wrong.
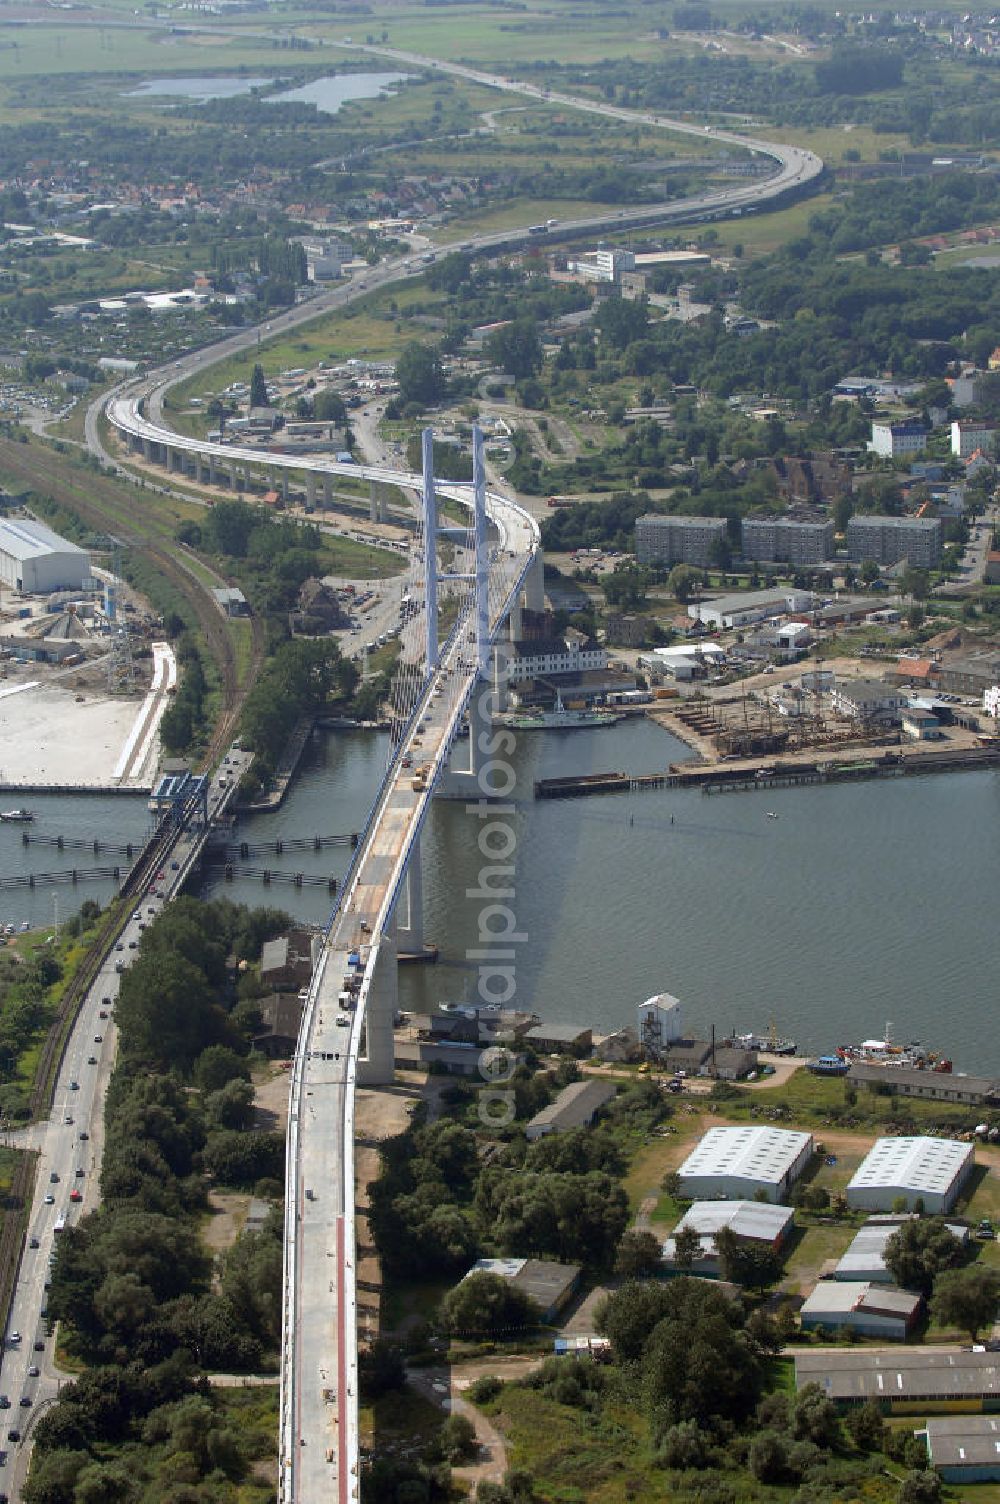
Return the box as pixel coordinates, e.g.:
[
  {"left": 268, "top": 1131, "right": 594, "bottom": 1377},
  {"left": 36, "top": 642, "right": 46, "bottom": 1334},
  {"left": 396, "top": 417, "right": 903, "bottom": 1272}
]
[{"left": 104, "top": 388, "right": 540, "bottom": 1504}]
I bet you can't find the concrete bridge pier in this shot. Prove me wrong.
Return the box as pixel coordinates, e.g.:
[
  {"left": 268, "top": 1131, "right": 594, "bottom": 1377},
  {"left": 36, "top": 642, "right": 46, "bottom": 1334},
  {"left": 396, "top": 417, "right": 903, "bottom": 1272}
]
[
  {"left": 524, "top": 552, "right": 546, "bottom": 613},
  {"left": 323, "top": 474, "right": 333, "bottom": 510},
  {"left": 358, "top": 919, "right": 396, "bottom": 1086},
  {"left": 396, "top": 837, "right": 424, "bottom": 957},
  {"left": 305, "top": 472, "right": 317, "bottom": 510}
]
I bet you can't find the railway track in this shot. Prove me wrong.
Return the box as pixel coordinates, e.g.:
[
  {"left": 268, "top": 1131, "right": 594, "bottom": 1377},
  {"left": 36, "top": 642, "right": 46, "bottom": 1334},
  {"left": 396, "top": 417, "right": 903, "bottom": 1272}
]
[{"left": 0, "top": 435, "right": 266, "bottom": 768}]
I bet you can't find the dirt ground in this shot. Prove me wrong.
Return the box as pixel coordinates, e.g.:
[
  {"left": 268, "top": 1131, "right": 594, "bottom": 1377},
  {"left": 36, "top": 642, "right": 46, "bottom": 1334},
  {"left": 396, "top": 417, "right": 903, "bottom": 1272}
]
[
  {"left": 253, "top": 1062, "right": 293, "bottom": 1133},
  {"left": 354, "top": 1070, "right": 430, "bottom": 1342},
  {"left": 202, "top": 1189, "right": 252, "bottom": 1262}
]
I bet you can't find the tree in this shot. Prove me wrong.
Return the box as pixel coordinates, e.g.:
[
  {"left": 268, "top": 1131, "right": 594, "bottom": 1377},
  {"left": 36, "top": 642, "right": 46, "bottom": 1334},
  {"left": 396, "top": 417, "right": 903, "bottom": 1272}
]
[
  {"left": 395, "top": 341, "right": 446, "bottom": 408},
  {"left": 615, "top": 1229, "right": 663, "bottom": 1278},
  {"left": 899, "top": 1471, "right": 942, "bottom": 1504},
  {"left": 485, "top": 320, "right": 542, "bottom": 381},
  {"left": 667, "top": 563, "right": 703, "bottom": 603},
  {"left": 438, "top": 1272, "right": 538, "bottom": 1338},
  {"left": 438, "top": 1413, "right": 478, "bottom": 1464},
  {"left": 930, "top": 1265, "right": 1000, "bottom": 1340},
  {"left": 249, "top": 363, "right": 268, "bottom": 409},
  {"left": 714, "top": 1228, "right": 781, "bottom": 1292},
  {"left": 900, "top": 566, "right": 931, "bottom": 600},
  {"left": 883, "top": 1218, "right": 965, "bottom": 1297},
  {"left": 845, "top": 1398, "right": 886, "bottom": 1452},
  {"left": 672, "top": 1225, "right": 702, "bottom": 1272}
]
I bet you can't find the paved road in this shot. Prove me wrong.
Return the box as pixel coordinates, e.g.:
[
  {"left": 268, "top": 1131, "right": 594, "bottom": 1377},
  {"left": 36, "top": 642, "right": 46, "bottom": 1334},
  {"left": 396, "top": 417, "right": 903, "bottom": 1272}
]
[{"left": 0, "top": 748, "right": 252, "bottom": 1501}]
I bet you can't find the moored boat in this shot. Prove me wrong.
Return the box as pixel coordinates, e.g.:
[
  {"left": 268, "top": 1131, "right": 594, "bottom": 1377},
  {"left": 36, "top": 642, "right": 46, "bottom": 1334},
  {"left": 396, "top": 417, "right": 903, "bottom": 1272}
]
[{"left": 0, "top": 808, "right": 33, "bottom": 822}]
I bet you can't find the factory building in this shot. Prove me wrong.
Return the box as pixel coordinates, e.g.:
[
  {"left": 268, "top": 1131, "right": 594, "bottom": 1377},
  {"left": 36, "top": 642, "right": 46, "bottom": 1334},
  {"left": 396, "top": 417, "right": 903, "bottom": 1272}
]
[
  {"left": 637, "top": 994, "right": 683, "bottom": 1055},
  {"left": 795, "top": 1349, "right": 1000, "bottom": 1410},
  {"left": 462, "top": 1257, "right": 580, "bottom": 1323},
  {"left": 924, "top": 1418, "right": 1000, "bottom": 1483},
  {"left": 0, "top": 517, "right": 90, "bottom": 594},
  {"left": 834, "top": 1215, "right": 970, "bottom": 1283},
  {"left": 799, "top": 1282, "right": 922, "bottom": 1341},
  {"left": 676, "top": 1125, "right": 814, "bottom": 1204},
  {"left": 662, "top": 1200, "right": 793, "bottom": 1276},
  {"left": 846, "top": 1136, "right": 974, "bottom": 1214},
  {"left": 525, "top": 1079, "right": 617, "bottom": 1141}
]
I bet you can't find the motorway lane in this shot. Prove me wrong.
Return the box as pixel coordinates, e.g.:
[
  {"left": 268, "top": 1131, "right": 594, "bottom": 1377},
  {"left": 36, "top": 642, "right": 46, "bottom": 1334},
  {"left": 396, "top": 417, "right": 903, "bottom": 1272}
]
[{"left": 285, "top": 532, "right": 531, "bottom": 1500}]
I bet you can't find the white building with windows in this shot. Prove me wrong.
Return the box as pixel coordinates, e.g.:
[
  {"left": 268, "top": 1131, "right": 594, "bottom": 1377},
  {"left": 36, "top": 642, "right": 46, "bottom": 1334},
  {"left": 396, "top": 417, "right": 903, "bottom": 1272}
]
[
  {"left": 508, "top": 629, "right": 606, "bottom": 683},
  {"left": 869, "top": 419, "right": 928, "bottom": 459},
  {"left": 951, "top": 420, "right": 997, "bottom": 459},
  {"left": 983, "top": 685, "right": 1000, "bottom": 718}
]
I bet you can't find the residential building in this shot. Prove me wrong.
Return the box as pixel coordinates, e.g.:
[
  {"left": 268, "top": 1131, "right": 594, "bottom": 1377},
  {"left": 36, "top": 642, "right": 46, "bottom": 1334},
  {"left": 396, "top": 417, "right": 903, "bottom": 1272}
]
[
  {"left": 795, "top": 1349, "right": 1000, "bottom": 1408},
  {"left": 846, "top": 514, "right": 942, "bottom": 568},
  {"left": 847, "top": 1062, "right": 1000, "bottom": 1107},
  {"left": 522, "top": 1022, "right": 593, "bottom": 1054},
  {"left": 846, "top": 1135, "right": 975, "bottom": 1214},
  {"left": 252, "top": 993, "right": 304, "bottom": 1058},
  {"left": 984, "top": 551, "right": 1000, "bottom": 586},
  {"left": 299, "top": 236, "right": 349, "bottom": 281},
  {"left": 984, "top": 685, "right": 1000, "bottom": 718},
  {"left": 900, "top": 706, "right": 940, "bottom": 740},
  {"left": 925, "top": 1418, "right": 1000, "bottom": 1482},
  {"left": 662, "top": 1200, "right": 794, "bottom": 1276},
  {"left": 741, "top": 513, "right": 834, "bottom": 565},
  {"left": 951, "top": 419, "right": 997, "bottom": 458},
  {"left": 604, "top": 612, "right": 653, "bottom": 647},
  {"left": 525, "top": 1078, "right": 616, "bottom": 1141},
  {"left": 260, "top": 929, "right": 319, "bottom": 992},
  {"left": 869, "top": 419, "right": 928, "bottom": 459},
  {"left": 463, "top": 1258, "right": 580, "bottom": 1323},
  {"left": 834, "top": 1215, "right": 969, "bottom": 1283},
  {"left": 676, "top": 1125, "right": 814, "bottom": 1204},
  {"left": 0, "top": 517, "right": 90, "bottom": 594},
  {"left": 829, "top": 679, "right": 905, "bottom": 723},
  {"left": 688, "top": 586, "right": 814, "bottom": 632},
  {"left": 635, "top": 514, "right": 728, "bottom": 567},
  {"left": 799, "top": 1282, "right": 922, "bottom": 1341}
]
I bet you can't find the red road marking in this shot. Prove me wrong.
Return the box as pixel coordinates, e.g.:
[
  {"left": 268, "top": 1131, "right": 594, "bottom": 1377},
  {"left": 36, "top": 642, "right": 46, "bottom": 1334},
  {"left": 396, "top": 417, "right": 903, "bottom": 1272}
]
[{"left": 336, "top": 1215, "right": 349, "bottom": 1504}]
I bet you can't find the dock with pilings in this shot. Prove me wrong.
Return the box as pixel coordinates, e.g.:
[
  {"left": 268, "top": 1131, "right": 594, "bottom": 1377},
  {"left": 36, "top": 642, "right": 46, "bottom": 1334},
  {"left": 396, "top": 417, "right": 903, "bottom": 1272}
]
[{"left": 533, "top": 744, "right": 1000, "bottom": 799}]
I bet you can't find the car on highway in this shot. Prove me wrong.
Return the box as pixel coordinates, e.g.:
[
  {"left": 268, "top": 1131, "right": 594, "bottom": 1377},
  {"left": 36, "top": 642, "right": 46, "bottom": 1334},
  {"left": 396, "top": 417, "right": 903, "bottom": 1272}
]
[
  {"left": 78, "top": 1131, "right": 89, "bottom": 1141},
  {"left": 87, "top": 1056, "right": 98, "bottom": 1065},
  {"left": 63, "top": 1114, "right": 73, "bottom": 1124},
  {"left": 94, "top": 1035, "right": 103, "bottom": 1044},
  {"left": 0, "top": 1398, "right": 8, "bottom": 1411},
  {"left": 70, "top": 1190, "right": 82, "bottom": 1203},
  {"left": 43, "top": 1195, "right": 54, "bottom": 1205},
  {"left": 48, "top": 1173, "right": 58, "bottom": 1184},
  {"left": 18, "top": 1397, "right": 31, "bottom": 1408},
  {"left": 7, "top": 1426, "right": 20, "bottom": 1439},
  {"left": 32, "top": 1341, "right": 43, "bottom": 1352},
  {"left": 75, "top": 1168, "right": 85, "bottom": 1178},
  {"left": 28, "top": 1238, "right": 38, "bottom": 1250}
]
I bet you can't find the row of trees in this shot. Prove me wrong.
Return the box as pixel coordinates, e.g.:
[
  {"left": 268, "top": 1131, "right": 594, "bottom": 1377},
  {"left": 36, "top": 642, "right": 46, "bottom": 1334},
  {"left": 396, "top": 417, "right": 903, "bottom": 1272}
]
[{"left": 33, "top": 900, "right": 294, "bottom": 1498}]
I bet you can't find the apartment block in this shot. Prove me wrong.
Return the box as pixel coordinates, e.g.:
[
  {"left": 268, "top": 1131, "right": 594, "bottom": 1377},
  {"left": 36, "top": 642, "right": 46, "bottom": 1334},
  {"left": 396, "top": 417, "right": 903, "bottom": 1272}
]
[
  {"left": 846, "top": 514, "right": 942, "bottom": 568},
  {"left": 635, "top": 514, "right": 728, "bottom": 567},
  {"left": 741, "top": 513, "right": 835, "bottom": 565}
]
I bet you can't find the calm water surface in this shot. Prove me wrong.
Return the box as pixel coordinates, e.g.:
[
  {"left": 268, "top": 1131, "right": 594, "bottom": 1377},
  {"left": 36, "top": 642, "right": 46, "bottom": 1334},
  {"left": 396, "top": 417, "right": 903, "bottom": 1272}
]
[
  {"left": 0, "top": 794, "right": 153, "bottom": 932},
  {"left": 267, "top": 73, "right": 410, "bottom": 113},
  {"left": 198, "top": 721, "right": 999, "bottom": 1073},
  {"left": 126, "top": 77, "right": 274, "bottom": 101}
]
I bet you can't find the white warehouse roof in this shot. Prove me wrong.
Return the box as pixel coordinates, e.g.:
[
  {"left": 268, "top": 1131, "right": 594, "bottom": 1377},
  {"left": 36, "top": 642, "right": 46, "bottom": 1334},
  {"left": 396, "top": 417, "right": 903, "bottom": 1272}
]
[
  {"left": 847, "top": 1136, "right": 974, "bottom": 1202},
  {"left": 678, "top": 1125, "right": 813, "bottom": 1189},
  {"left": 0, "top": 516, "right": 87, "bottom": 562},
  {"left": 664, "top": 1199, "right": 792, "bottom": 1256}
]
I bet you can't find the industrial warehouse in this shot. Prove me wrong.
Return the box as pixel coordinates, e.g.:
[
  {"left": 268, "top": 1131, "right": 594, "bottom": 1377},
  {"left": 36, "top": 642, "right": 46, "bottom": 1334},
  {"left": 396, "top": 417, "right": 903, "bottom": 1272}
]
[
  {"left": 0, "top": 515, "right": 90, "bottom": 594},
  {"left": 845, "top": 1136, "right": 975, "bottom": 1214},
  {"left": 675, "top": 1125, "right": 814, "bottom": 1204}
]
